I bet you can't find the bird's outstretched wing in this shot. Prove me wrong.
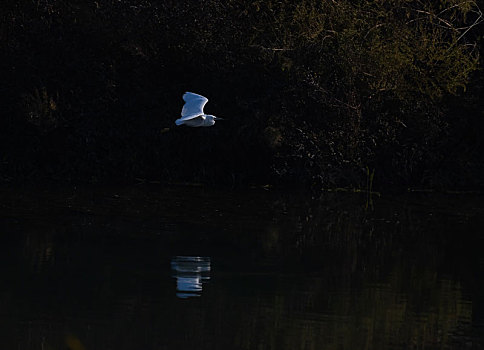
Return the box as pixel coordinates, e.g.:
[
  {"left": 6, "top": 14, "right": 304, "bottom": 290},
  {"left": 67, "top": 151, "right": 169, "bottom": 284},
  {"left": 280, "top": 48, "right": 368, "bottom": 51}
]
[{"left": 179, "top": 92, "right": 208, "bottom": 121}]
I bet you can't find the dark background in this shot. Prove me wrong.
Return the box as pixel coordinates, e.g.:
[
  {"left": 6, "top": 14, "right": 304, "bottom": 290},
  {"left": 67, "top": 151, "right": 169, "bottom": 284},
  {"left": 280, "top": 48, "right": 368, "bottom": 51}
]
[{"left": 1, "top": 0, "right": 483, "bottom": 191}]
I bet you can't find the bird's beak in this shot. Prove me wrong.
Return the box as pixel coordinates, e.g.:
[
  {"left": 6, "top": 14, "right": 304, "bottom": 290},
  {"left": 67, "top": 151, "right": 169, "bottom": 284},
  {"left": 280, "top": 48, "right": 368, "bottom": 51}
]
[{"left": 215, "top": 117, "right": 224, "bottom": 120}]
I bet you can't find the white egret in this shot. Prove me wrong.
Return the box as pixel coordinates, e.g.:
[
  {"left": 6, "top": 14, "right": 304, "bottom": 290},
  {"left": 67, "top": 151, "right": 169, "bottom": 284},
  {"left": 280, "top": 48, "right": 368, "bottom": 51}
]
[{"left": 175, "top": 92, "right": 223, "bottom": 127}]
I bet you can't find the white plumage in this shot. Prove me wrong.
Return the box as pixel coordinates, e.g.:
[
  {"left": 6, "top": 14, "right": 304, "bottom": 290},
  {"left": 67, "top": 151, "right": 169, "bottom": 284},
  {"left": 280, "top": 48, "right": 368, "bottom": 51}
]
[{"left": 175, "top": 92, "right": 221, "bottom": 127}]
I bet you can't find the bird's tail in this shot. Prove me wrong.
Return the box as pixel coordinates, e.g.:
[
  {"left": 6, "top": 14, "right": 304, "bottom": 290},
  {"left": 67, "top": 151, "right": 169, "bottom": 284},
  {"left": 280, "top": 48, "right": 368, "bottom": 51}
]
[{"left": 175, "top": 119, "right": 184, "bottom": 126}]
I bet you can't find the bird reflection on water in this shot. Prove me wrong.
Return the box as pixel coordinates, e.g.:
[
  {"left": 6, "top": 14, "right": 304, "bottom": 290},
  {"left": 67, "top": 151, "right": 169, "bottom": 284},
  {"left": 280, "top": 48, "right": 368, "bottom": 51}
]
[
  {"left": 1, "top": 187, "right": 482, "bottom": 349},
  {"left": 171, "top": 256, "right": 211, "bottom": 298}
]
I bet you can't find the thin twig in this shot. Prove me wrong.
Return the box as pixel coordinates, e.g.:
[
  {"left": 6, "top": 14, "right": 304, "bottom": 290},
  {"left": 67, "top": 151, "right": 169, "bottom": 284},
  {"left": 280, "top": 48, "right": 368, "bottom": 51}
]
[{"left": 249, "top": 44, "right": 294, "bottom": 51}]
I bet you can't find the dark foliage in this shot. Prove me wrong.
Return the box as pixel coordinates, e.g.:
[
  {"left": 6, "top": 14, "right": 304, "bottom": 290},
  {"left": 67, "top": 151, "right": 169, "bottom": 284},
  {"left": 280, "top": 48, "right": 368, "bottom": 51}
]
[{"left": 1, "top": 0, "right": 483, "bottom": 190}]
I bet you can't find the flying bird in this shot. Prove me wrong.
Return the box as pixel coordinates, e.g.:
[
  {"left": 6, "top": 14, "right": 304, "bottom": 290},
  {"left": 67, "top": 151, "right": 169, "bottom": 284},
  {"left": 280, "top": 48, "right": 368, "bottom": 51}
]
[{"left": 175, "top": 92, "right": 223, "bottom": 127}]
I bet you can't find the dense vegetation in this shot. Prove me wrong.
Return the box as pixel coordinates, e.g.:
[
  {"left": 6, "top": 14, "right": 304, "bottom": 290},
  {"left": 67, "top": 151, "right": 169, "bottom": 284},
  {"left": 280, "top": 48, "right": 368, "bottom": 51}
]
[{"left": 1, "top": 0, "right": 483, "bottom": 190}]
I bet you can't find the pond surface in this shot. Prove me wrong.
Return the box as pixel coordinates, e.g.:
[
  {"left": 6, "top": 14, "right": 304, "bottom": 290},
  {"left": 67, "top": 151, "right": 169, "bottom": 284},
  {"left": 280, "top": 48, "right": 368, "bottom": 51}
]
[{"left": 0, "top": 185, "right": 483, "bottom": 350}]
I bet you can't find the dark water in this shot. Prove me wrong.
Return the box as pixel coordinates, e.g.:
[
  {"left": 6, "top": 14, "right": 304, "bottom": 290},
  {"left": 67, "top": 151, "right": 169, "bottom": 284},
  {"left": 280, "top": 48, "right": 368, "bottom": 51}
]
[{"left": 0, "top": 186, "right": 483, "bottom": 350}]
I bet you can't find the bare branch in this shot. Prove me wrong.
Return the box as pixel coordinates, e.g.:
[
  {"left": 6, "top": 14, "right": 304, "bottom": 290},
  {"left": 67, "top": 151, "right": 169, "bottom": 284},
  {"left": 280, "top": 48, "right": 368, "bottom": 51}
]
[{"left": 249, "top": 44, "right": 294, "bottom": 51}]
